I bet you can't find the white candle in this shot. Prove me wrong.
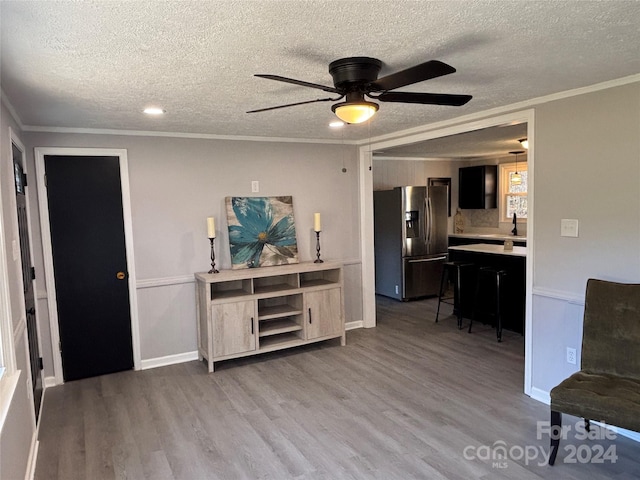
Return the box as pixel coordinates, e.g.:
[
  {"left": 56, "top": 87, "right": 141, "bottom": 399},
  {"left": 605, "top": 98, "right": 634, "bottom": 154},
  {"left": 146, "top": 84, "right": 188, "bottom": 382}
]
[
  {"left": 207, "top": 217, "right": 216, "bottom": 238},
  {"left": 314, "top": 213, "right": 321, "bottom": 232}
]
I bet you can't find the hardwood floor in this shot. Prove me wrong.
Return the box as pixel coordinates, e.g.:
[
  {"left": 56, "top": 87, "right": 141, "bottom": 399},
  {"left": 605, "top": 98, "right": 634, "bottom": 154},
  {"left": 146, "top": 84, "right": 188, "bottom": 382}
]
[{"left": 35, "top": 296, "right": 640, "bottom": 479}]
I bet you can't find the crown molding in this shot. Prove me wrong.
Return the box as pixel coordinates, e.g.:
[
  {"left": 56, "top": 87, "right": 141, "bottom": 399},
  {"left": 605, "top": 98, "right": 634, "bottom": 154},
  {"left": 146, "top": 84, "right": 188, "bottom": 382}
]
[
  {"left": 21, "top": 124, "right": 360, "bottom": 145},
  {"left": 359, "top": 73, "right": 640, "bottom": 147},
  {"left": 0, "top": 89, "right": 26, "bottom": 130},
  {"left": 8, "top": 73, "right": 640, "bottom": 146}
]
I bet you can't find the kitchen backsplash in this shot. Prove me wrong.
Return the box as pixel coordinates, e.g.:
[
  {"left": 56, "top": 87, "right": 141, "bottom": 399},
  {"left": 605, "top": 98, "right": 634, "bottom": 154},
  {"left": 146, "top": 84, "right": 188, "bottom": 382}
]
[
  {"left": 460, "top": 208, "right": 527, "bottom": 236},
  {"left": 462, "top": 208, "right": 498, "bottom": 227}
]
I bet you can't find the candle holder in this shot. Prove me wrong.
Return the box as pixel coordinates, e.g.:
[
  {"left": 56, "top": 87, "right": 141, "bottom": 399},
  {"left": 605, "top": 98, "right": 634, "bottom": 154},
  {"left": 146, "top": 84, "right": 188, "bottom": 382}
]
[
  {"left": 208, "top": 237, "right": 219, "bottom": 273},
  {"left": 314, "top": 231, "right": 323, "bottom": 263}
]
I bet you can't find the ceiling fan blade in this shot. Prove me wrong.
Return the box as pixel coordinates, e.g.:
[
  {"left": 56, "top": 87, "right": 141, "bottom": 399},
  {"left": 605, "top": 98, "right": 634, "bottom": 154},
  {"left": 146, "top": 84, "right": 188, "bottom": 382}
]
[
  {"left": 247, "top": 96, "right": 342, "bottom": 113},
  {"left": 377, "top": 91, "right": 472, "bottom": 106},
  {"left": 370, "top": 60, "right": 456, "bottom": 91},
  {"left": 255, "top": 74, "right": 341, "bottom": 94}
]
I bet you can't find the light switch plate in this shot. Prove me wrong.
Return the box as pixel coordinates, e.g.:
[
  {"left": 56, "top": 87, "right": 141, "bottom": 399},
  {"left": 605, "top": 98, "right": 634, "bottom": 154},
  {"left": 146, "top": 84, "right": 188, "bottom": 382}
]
[
  {"left": 251, "top": 180, "right": 259, "bottom": 193},
  {"left": 561, "top": 219, "right": 579, "bottom": 237}
]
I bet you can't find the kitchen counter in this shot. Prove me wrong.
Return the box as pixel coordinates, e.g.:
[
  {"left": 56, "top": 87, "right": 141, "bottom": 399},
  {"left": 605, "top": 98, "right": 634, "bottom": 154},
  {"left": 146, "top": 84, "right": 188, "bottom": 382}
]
[
  {"left": 449, "top": 233, "right": 527, "bottom": 243},
  {"left": 448, "top": 243, "right": 527, "bottom": 257}
]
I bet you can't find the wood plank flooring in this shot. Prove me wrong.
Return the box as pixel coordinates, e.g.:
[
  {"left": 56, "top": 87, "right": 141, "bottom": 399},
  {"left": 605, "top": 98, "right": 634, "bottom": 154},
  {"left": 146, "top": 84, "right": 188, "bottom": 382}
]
[{"left": 34, "top": 296, "right": 640, "bottom": 479}]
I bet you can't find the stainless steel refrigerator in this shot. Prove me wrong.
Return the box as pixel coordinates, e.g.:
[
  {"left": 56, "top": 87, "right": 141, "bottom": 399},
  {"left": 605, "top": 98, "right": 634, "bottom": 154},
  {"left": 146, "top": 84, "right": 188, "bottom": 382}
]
[{"left": 374, "top": 185, "right": 448, "bottom": 300}]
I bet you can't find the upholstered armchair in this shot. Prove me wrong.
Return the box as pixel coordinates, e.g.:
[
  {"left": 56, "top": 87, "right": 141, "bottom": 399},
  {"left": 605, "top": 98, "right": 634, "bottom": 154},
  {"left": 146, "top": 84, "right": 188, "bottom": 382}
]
[{"left": 549, "top": 278, "right": 640, "bottom": 465}]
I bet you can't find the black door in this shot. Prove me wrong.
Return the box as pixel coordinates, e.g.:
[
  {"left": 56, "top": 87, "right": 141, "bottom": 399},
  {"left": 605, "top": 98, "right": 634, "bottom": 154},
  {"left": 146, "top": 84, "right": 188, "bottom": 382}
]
[
  {"left": 44, "top": 155, "right": 133, "bottom": 381},
  {"left": 14, "top": 143, "right": 43, "bottom": 418}
]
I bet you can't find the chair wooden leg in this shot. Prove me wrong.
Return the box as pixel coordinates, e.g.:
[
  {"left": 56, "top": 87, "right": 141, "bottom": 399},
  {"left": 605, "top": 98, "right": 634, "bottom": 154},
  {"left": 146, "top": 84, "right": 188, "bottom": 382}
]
[{"left": 549, "top": 410, "right": 562, "bottom": 466}]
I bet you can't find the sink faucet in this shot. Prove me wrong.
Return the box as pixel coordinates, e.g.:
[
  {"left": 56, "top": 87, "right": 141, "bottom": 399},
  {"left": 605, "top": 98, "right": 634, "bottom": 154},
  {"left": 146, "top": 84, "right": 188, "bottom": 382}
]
[{"left": 511, "top": 212, "right": 518, "bottom": 236}]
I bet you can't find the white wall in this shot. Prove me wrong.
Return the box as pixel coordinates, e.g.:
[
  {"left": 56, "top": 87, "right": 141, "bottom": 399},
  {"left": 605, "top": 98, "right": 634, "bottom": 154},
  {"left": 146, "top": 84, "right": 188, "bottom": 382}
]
[
  {"left": 531, "top": 81, "right": 640, "bottom": 394},
  {"left": 23, "top": 132, "right": 362, "bottom": 372}
]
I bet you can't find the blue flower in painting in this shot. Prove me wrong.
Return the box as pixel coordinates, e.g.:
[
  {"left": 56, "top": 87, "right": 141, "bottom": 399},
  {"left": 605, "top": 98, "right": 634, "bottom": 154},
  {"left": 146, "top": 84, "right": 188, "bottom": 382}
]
[{"left": 228, "top": 197, "right": 297, "bottom": 267}]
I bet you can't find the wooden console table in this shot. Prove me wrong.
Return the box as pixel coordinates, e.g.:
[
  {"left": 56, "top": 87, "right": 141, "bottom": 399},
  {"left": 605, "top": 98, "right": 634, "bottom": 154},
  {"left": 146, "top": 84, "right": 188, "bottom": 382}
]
[{"left": 195, "top": 261, "right": 345, "bottom": 372}]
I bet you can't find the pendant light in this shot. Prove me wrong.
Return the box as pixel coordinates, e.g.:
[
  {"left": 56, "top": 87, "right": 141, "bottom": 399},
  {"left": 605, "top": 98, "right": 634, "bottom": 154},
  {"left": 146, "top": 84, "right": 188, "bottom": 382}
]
[{"left": 509, "top": 150, "right": 525, "bottom": 185}]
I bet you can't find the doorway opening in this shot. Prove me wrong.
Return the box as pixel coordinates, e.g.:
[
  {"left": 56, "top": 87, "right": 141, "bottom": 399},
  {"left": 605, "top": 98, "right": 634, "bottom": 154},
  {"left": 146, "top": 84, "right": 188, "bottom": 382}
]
[{"left": 359, "top": 110, "right": 535, "bottom": 396}]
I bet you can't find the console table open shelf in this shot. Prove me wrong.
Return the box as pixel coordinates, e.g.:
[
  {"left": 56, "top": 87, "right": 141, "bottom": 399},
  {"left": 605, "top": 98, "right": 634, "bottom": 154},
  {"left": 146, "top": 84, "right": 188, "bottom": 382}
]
[{"left": 195, "top": 261, "right": 345, "bottom": 372}]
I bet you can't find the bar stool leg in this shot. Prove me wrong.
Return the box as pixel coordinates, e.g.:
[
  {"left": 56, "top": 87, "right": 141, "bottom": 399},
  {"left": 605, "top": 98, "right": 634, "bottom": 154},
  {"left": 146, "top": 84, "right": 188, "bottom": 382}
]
[
  {"left": 496, "top": 272, "right": 503, "bottom": 342},
  {"left": 469, "top": 272, "right": 481, "bottom": 334},
  {"left": 455, "top": 267, "right": 463, "bottom": 329}
]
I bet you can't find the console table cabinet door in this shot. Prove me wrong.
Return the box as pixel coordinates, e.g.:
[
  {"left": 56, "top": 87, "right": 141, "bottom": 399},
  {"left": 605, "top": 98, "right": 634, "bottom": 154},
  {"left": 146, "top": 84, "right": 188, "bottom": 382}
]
[
  {"left": 305, "top": 288, "right": 343, "bottom": 340},
  {"left": 212, "top": 300, "right": 256, "bottom": 357}
]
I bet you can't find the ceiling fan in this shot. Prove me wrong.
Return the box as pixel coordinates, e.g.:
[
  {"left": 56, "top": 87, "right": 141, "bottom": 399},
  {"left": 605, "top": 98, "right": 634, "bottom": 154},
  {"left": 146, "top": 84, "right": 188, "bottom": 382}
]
[{"left": 247, "top": 57, "right": 472, "bottom": 124}]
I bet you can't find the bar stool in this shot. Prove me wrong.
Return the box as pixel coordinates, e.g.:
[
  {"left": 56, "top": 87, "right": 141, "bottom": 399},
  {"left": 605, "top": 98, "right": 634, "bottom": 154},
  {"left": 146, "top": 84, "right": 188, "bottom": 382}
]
[
  {"left": 469, "top": 267, "right": 508, "bottom": 342},
  {"left": 435, "top": 261, "right": 475, "bottom": 329}
]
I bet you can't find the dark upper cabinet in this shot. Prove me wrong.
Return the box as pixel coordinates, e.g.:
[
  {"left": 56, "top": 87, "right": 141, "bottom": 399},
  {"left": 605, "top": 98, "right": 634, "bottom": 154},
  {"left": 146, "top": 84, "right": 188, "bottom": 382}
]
[{"left": 458, "top": 165, "right": 497, "bottom": 209}]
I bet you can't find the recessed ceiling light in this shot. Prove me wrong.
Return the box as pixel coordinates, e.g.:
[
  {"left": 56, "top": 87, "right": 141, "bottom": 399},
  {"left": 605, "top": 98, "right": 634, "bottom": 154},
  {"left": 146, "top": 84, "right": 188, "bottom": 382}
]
[
  {"left": 143, "top": 107, "right": 165, "bottom": 115},
  {"left": 329, "top": 121, "right": 344, "bottom": 128}
]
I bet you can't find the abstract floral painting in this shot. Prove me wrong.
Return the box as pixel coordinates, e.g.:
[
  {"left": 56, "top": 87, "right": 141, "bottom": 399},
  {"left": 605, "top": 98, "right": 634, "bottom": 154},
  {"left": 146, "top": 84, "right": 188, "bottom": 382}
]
[{"left": 226, "top": 196, "right": 298, "bottom": 269}]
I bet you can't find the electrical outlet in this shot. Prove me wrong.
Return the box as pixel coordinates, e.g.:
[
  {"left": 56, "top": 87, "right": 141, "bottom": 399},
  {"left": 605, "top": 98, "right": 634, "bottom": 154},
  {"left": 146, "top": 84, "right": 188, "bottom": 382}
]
[
  {"left": 395, "top": 285, "right": 399, "bottom": 295},
  {"left": 251, "top": 180, "right": 259, "bottom": 193},
  {"left": 566, "top": 347, "right": 577, "bottom": 365}
]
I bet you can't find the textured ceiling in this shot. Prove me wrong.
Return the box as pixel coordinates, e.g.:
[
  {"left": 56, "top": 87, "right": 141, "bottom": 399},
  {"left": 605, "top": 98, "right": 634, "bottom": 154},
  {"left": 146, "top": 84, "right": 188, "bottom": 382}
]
[
  {"left": 374, "top": 122, "right": 528, "bottom": 160},
  {"left": 1, "top": 1, "right": 639, "bottom": 145}
]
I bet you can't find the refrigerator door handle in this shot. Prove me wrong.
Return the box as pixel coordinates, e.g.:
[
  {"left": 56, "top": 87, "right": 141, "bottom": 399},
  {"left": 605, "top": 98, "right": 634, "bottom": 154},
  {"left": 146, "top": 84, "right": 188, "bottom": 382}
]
[
  {"left": 426, "top": 196, "right": 433, "bottom": 247},
  {"left": 407, "top": 256, "right": 447, "bottom": 263}
]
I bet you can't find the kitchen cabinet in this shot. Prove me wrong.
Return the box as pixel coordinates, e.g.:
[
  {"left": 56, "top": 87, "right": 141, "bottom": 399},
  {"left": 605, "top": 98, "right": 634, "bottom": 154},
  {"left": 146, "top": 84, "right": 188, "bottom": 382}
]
[
  {"left": 458, "top": 165, "right": 497, "bottom": 209},
  {"left": 195, "top": 262, "right": 345, "bottom": 372}
]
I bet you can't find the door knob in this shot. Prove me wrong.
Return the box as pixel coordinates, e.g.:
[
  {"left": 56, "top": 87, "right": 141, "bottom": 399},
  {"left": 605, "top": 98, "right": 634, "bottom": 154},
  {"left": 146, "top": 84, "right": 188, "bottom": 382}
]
[{"left": 116, "top": 271, "right": 126, "bottom": 280}]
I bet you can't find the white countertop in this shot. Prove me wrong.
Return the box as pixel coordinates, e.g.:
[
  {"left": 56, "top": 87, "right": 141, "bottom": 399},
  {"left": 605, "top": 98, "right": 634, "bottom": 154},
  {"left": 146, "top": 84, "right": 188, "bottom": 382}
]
[
  {"left": 449, "top": 233, "right": 527, "bottom": 242},
  {"left": 448, "top": 243, "right": 527, "bottom": 257}
]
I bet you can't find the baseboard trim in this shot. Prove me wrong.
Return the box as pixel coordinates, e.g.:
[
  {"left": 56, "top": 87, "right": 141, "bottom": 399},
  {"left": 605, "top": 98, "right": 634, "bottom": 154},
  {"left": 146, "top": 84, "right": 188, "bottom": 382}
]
[
  {"left": 613, "top": 427, "right": 640, "bottom": 443},
  {"left": 345, "top": 320, "right": 363, "bottom": 330},
  {"left": 43, "top": 376, "right": 58, "bottom": 388},
  {"left": 140, "top": 351, "right": 199, "bottom": 370},
  {"left": 530, "top": 386, "right": 551, "bottom": 405},
  {"left": 26, "top": 434, "right": 39, "bottom": 480}
]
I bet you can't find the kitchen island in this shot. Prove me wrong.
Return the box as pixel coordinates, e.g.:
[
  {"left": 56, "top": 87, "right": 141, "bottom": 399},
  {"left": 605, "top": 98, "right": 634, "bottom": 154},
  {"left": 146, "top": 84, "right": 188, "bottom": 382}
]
[
  {"left": 448, "top": 243, "right": 526, "bottom": 335},
  {"left": 449, "top": 233, "right": 527, "bottom": 247}
]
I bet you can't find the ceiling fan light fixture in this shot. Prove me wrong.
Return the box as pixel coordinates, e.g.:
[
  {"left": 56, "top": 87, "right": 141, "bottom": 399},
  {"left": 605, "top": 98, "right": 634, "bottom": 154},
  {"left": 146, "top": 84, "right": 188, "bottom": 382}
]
[
  {"left": 519, "top": 138, "right": 528, "bottom": 149},
  {"left": 331, "top": 101, "right": 378, "bottom": 124}
]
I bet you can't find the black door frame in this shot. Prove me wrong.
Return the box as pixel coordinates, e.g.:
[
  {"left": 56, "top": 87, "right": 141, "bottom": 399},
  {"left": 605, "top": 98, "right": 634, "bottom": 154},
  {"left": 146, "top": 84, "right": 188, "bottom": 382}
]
[{"left": 35, "top": 147, "right": 140, "bottom": 385}]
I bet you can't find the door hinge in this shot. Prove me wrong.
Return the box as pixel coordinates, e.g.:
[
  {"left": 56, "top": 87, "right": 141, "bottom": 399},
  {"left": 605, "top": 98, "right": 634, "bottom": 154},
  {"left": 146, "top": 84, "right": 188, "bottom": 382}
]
[
  {"left": 31, "top": 266, "right": 36, "bottom": 280},
  {"left": 38, "top": 357, "right": 43, "bottom": 370}
]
